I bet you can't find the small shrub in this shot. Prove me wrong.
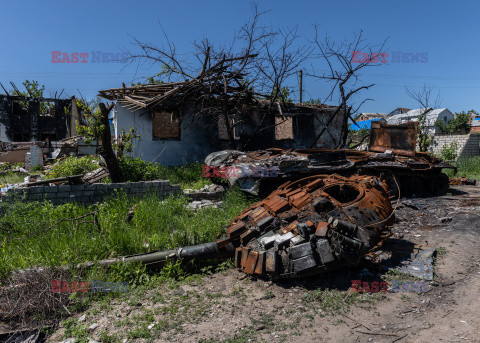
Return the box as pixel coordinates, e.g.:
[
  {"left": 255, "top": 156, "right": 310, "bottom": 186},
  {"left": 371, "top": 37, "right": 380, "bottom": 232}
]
[
  {"left": 46, "top": 156, "right": 100, "bottom": 179},
  {"left": 441, "top": 142, "right": 458, "bottom": 161}
]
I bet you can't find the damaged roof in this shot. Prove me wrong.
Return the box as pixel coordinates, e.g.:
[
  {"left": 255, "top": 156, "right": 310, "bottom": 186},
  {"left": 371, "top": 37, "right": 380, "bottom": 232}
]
[
  {"left": 98, "top": 81, "right": 338, "bottom": 114},
  {"left": 98, "top": 79, "right": 336, "bottom": 111}
]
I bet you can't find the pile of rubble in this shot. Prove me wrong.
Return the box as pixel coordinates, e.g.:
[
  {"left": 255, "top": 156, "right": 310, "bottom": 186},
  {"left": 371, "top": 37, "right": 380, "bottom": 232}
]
[
  {"left": 184, "top": 184, "right": 225, "bottom": 210},
  {"left": 186, "top": 199, "right": 223, "bottom": 210}
]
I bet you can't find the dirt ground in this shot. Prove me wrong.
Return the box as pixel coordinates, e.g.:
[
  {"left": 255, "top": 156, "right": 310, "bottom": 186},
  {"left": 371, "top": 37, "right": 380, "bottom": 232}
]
[{"left": 47, "top": 184, "right": 480, "bottom": 343}]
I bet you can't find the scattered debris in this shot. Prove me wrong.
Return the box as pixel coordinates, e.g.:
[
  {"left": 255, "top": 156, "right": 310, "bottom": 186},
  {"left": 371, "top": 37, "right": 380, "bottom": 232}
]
[
  {"left": 186, "top": 199, "right": 223, "bottom": 210},
  {"left": 50, "top": 136, "right": 97, "bottom": 160},
  {"left": 0, "top": 329, "right": 43, "bottom": 343},
  {"left": 439, "top": 216, "right": 453, "bottom": 223},
  {"left": 396, "top": 246, "right": 436, "bottom": 280},
  {"left": 370, "top": 239, "right": 437, "bottom": 281},
  {"left": 0, "top": 167, "right": 110, "bottom": 198},
  {"left": 88, "top": 323, "right": 99, "bottom": 331},
  {"left": 203, "top": 123, "right": 455, "bottom": 196},
  {"left": 81, "top": 167, "right": 109, "bottom": 184},
  {"left": 184, "top": 184, "right": 225, "bottom": 201},
  {"left": 449, "top": 177, "right": 477, "bottom": 186}
]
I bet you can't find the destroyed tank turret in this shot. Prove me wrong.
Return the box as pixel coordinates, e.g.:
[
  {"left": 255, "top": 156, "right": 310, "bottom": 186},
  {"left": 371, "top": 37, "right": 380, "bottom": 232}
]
[
  {"left": 225, "top": 174, "right": 394, "bottom": 278},
  {"left": 90, "top": 174, "right": 394, "bottom": 279},
  {"left": 202, "top": 122, "right": 456, "bottom": 197}
]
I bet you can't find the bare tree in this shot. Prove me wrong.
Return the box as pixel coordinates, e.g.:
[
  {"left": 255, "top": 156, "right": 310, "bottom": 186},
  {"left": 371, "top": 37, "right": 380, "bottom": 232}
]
[
  {"left": 405, "top": 84, "right": 442, "bottom": 152},
  {"left": 123, "top": 2, "right": 310, "bottom": 149},
  {"left": 308, "top": 29, "right": 388, "bottom": 148}
]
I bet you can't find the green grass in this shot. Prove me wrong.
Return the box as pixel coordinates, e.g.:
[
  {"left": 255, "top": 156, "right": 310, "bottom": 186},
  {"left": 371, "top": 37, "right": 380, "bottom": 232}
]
[
  {"left": 46, "top": 156, "right": 100, "bottom": 179},
  {"left": 444, "top": 156, "right": 480, "bottom": 180},
  {"left": 0, "top": 171, "right": 28, "bottom": 185},
  {"left": 0, "top": 189, "right": 254, "bottom": 278},
  {"left": 302, "top": 288, "right": 382, "bottom": 315},
  {"left": 45, "top": 156, "right": 212, "bottom": 190},
  {"left": 118, "top": 156, "right": 212, "bottom": 190}
]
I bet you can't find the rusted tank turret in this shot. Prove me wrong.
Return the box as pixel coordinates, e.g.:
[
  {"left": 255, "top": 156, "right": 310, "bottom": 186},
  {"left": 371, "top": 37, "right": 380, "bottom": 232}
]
[{"left": 225, "top": 174, "right": 393, "bottom": 278}]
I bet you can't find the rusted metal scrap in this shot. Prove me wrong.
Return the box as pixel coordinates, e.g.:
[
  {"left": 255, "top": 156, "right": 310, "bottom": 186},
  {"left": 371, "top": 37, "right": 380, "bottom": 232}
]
[
  {"left": 368, "top": 121, "right": 418, "bottom": 156},
  {"left": 87, "top": 174, "right": 394, "bottom": 279},
  {"left": 449, "top": 177, "right": 476, "bottom": 186},
  {"left": 203, "top": 123, "right": 456, "bottom": 197}
]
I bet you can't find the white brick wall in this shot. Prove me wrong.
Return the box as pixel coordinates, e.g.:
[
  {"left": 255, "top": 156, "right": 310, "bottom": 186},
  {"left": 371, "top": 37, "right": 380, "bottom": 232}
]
[{"left": 430, "top": 134, "right": 480, "bottom": 160}]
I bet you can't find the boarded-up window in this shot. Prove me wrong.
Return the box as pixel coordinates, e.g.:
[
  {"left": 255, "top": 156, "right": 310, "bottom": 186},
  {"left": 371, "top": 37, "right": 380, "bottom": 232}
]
[
  {"left": 218, "top": 116, "right": 238, "bottom": 140},
  {"left": 275, "top": 116, "right": 293, "bottom": 140},
  {"left": 152, "top": 111, "right": 180, "bottom": 139}
]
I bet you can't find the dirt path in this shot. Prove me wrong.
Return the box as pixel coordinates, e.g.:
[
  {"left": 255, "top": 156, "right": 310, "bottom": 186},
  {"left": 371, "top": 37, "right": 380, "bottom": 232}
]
[{"left": 48, "top": 185, "right": 480, "bottom": 343}]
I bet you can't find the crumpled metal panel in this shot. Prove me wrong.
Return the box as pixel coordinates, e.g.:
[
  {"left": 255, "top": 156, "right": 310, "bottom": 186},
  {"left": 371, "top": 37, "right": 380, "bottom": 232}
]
[
  {"left": 369, "top": 121, "right": 418, "bottom": 156},
  {"left": 226, "top": 174, "right": 394, "bottom": 278}
]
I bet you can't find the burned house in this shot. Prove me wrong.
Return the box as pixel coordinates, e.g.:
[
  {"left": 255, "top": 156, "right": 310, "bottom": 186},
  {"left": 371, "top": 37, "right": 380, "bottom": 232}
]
[
  {"left": 99, "top": 82, "right": 346, "bottom": 166},
  {"left": 0, "top": 93, "right": 76, "bottom": 142}
]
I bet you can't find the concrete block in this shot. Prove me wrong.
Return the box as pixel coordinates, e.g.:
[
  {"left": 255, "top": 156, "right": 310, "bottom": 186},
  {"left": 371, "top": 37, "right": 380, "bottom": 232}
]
[
  {"left": 76, "top": 196, "right": 90, "bottom": 203},
  {"left": 83, "top": 184, "right": 96, "bottom": 191},
  {"left": 34, "top": 194, "right": 44, "bottom": 200},
  {"left": 9, "top": 189, "right": 22, "bottom": 195},
  {"left": 28, "top": 186, "right": 45, "bottom": 194},
  {"left": 120, "top": 183, "right": 133, "bottom": 189},
  {"left": 44, "top": 186, "right": 58, "bottom": 193},
  {"left": 71, "top": 185, "right": 85, "bottom": 191},
  {"left": 57, "top": 185, "right": 72, "bottom": 192}
]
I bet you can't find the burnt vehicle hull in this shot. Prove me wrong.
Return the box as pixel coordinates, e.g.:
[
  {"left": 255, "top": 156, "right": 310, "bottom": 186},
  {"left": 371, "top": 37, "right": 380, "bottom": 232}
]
[
  {"left": 203, "top": 122, "right": 455, "bottom": 197},
  {"left": 91, "top": 175, "right": 394, "bottom": 279}
]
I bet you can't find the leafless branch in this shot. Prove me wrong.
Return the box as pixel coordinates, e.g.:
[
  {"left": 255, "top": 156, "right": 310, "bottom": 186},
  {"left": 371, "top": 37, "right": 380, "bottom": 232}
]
[{"left": 308, "top": 28, "right": 388, "bottom": 147}]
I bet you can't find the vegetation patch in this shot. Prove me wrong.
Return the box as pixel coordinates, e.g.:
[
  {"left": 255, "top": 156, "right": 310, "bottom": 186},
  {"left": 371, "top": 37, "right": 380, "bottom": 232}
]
[
  {"left": 118, "top": 156, "right": 211, "bottom": 189},
  {"left": 444, "top": 156, "right": 480, "bottom": 179},
  {"left": 302, "top": 288, "right": 382, "bottom": 315},
  {"left": 0, "top": 188, "right": 253, "bottom": 278},
  {"left": 46, "top": 156, "right": 100, "bottom": 179}
]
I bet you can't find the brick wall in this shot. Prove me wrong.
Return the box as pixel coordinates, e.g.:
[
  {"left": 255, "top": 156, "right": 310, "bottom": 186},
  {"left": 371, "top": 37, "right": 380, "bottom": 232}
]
[
  {"left": 2, "top": 180, "right": 182, "bottom": 205},
  {"left": 430, "top": 134, "right": 480, "bottom": 160}
]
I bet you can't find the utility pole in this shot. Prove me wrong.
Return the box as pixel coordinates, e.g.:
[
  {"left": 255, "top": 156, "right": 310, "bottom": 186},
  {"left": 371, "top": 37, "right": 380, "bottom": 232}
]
[{"left": 298, "top": 69, "right": 303, "bottom": 103}]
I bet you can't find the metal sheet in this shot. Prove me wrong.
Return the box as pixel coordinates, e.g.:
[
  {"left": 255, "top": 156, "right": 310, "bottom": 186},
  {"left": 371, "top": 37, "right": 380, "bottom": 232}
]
[{"left": 369, "top": 121, "right": 418, "bottom": 156}]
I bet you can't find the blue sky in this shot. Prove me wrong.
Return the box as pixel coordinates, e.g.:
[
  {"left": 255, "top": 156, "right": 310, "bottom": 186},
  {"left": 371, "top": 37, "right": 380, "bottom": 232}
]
[{"left": 0, "top": 0, "right": 479, "bottom": 114}]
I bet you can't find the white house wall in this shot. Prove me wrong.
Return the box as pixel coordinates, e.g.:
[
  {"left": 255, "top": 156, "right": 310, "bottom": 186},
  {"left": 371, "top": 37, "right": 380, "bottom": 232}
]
[{"left": 114, "top": 104, "right": 218, "bottom": 166}]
